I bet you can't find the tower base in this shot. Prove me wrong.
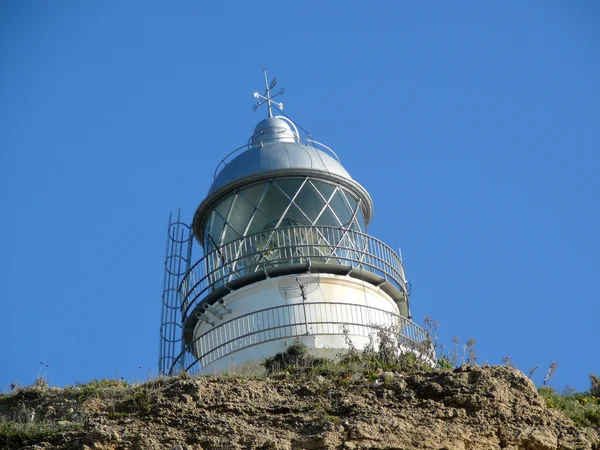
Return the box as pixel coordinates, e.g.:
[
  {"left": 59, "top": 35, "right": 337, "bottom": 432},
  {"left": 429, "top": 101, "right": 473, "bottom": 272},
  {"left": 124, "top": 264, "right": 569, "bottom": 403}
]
[{"left": 189, "top": 274, "right": 434, "bottom": 376}]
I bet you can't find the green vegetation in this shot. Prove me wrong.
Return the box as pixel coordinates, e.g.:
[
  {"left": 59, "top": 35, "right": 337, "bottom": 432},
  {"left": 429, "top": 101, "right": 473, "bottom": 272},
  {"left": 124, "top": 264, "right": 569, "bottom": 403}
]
[
  {"left": 0, "top": 377, "right": 160, "bottom": 447},
  {"left": 0, "top": 379, "right": 81, "bottom": 448},
  {"left": 1, "top": 324, "right": 599, "bottom": 450},
  {"left": 66, "top": 378, "right": 129, "bottom": 401},
  {"left": 125, "top": 384, "right": 159, "bottom": 416},
  {"left": 262, "top": 341, "right": 328, "bottom": 375},
  {"left": 262, "top": 326, "right": 432, "bottom": 379},
  {"left": 0, "top": 421, "right": 81, "bottom": 447},
  {"left": 436, "top": 355, "right": 454, "bottom": 369},
  {"left": 538, "top": 374, "right": 600, "bottom": 428}
]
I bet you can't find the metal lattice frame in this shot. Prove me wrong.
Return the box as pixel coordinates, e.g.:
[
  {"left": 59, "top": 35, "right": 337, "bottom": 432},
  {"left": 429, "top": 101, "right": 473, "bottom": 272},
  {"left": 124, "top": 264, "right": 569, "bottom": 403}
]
[
  {"left": 158, "top": 210, "right": 193, "bottom": 376},
  {"left": 201, "top": 177, "right": 368, "bottom": 255}
]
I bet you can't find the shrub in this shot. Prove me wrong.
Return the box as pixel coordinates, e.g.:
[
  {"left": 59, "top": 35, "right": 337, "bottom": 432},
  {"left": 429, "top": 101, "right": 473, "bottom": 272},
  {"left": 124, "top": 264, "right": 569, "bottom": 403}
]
[
  {"left": 263, "top": 326, "right": 430, "bottom": 378},
  {"left": 0, "top": 422, "right": 81, "bottom": 447},
  {"left": 68, "top": 378, "right": 128, "bottom": 401},
  {"left": 538, "top": 374, "right": 600, "bottom": 428},
  {"left": 437, "top": 355, "right": 454, "bottom": 370},
  {"left": 128, "top": 387, "right": 154, "bottom": 416},
  {"left": 262, "top": 341, "right": 328, "bottom": 375},
  {"left": 343, "top": 325, "right": 431, "bottom": 374}
]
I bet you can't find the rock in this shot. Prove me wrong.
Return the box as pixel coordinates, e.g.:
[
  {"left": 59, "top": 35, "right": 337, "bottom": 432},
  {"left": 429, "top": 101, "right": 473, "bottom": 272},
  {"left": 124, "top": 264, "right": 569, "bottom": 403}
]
[
  {"left": 518, "top": 428, "right": 558, "bottom": 450},
  {"left": 0, "top": 366, "right": 598, "bottom": 449}
]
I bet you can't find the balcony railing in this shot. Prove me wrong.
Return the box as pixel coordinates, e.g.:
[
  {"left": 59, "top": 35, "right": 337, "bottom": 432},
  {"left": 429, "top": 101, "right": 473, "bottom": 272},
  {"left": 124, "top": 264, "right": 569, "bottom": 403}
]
[
  {"left": 179, "top": 225, "right": 408, "bottom": 322},
  {"left": 170, "top": 302, "right": 433, "bottom": 375}
]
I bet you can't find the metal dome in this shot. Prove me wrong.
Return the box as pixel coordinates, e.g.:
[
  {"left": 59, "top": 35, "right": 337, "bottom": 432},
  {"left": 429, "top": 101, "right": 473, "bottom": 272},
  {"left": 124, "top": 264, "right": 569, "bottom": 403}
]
[
  {"left": 251, "top": 117, "right": 297, "bottom": 145},
  {"left": 208, "top": 117, "right": 353, "bottom": 195},
  {"left": 194, "top": 115, "right": 375, "bottom": 242}
]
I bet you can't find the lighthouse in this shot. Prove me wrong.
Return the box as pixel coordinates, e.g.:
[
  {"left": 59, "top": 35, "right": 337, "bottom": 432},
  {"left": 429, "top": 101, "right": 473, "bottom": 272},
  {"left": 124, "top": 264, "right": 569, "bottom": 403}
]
[{"left": 159, "top": 72, "right": 434, "bottom": 376}]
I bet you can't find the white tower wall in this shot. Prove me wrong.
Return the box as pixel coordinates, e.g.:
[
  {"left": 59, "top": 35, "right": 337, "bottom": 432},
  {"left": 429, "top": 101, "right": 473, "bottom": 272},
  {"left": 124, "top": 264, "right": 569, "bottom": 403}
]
[{"left": 193, "top": 274, "right": 402, "bottom": 375}]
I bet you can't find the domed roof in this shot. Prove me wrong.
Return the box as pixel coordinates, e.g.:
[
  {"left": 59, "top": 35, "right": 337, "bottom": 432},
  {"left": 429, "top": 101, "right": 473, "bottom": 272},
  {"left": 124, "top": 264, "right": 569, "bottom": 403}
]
[
  {"left": 195, "top": 115, "right": 375, "bottom": 237},
  {"left": 208, "top": 117, "right": 353, "bottom": 195}
]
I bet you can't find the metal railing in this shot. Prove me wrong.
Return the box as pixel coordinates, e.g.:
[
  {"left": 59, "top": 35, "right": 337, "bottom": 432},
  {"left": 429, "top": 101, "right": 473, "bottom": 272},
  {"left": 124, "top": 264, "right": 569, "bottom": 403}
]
[
  {"left": 179, "top": 225, "right": 408, "bottom": 321},
  {"left": 169, "top": 302, "right": 433, "bottom": 375}
]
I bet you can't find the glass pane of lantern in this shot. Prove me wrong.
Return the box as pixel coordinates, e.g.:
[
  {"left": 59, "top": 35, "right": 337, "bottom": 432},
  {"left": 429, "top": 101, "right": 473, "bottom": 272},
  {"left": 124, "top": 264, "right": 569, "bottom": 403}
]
[
  {"left": 273, "top": 178, "right": 303, "bottom": 200},
  {"left": 259, "top": 182, "right": 293, "bottom": 224},
  {"left": 328, "top": 190, "right": 352, "bottom": 226},
  {"left": 281, "top": 202, "right": 309, "bottom": 227},
  {"left": 215, "top": 193, "right": 234, "bottom": 221},
  {"left": 310, "top": 180, "right": 336, "bottom": 203},
  {"left": 238, "top": 182, "right": 268, "bottom": 208},
  {"left": 355, "top": 208, "right": 367, "bottom": 233},
  {"left": 208, "top": 210, "right": 226, "bottom": 245},
  {"left": 315, "top": 204, "right": 339, "bottom": 228},
  {"left": 293, "top": 181, "right": 324, "bottom": 223},
  {"left": 340, "top": 189, "right": 359, "bottom": 217},
  {"left": 227, "top": 194, "right": 255, "bottom": 237},
  {"left": 246, "top": 208, "right": 273, "bottom": 236},
  {"left": 222, "top": 223, "right": 242, "bottom": 245}
]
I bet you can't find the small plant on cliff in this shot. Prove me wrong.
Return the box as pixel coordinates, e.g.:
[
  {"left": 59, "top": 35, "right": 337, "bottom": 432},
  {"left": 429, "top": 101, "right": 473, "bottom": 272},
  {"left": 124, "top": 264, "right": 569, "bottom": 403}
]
[
  {"left": 0, "top": 375, "right": 83, "bottom": 449},
  {"left": 343, "top": 325, "right": 431, "bottom": 375},
  {"left": 263, "top": 325, "right": 431, "bottom": 378},
  {"left": 127, "top": 386, "right": 155, "bottom": 416},
  {"left": 538, "top": 373, "right": 600, "bottom": 428},
  {"left": 0, "top": 422, "right": 82, "bottom": 448},
  {"left": 437, "top": 355, "right": 454, "bottom": 369},
  {"left": 262, "top": 341, "right": 329, "bottom": 375},
  {"left": 68, "top": 378, "right": 129, "bottom": 402}
]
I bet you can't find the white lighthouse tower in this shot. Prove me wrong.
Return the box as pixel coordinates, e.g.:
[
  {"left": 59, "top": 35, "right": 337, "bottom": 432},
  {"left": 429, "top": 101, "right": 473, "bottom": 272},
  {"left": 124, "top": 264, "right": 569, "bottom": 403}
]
[{"left": 159, "top": 72, "right": 434, "bottom": 376}]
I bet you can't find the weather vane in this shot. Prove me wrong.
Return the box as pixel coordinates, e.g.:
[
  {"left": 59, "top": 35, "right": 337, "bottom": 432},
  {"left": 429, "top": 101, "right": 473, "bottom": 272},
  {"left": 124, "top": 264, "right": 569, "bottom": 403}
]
[{"left": 253, "top": 68, "right": 284, "bottom": 118}]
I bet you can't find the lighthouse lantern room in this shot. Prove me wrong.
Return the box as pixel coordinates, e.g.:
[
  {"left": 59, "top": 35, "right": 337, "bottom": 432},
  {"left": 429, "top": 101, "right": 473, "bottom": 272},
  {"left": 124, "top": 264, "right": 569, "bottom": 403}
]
[{"left": 159, "top": 72, "right": 435, "bottom": 376}]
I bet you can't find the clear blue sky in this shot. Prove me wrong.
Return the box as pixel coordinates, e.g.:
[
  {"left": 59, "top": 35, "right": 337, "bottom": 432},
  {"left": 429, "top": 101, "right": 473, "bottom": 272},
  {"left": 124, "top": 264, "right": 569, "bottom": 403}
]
[{"left": 1, "top": 1, "right": 598, "bottom": 392}]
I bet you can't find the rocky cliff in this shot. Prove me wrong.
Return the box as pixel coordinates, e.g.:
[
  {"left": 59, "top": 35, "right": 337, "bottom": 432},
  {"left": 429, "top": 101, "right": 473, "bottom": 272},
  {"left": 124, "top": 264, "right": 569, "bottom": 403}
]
[{"left": 1, "top": 365, "right": 598, "bottom": 450}]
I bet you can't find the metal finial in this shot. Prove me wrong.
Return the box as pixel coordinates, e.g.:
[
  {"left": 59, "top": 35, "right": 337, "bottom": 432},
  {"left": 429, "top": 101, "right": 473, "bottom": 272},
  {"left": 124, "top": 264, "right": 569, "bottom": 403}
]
[{"left": 253, "top": 68, "right": 284, "bottom": 118}]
